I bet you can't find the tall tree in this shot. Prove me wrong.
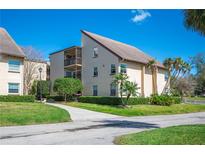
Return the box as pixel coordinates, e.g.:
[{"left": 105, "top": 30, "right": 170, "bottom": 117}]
[
  {"left": 190, "top": 53, "right": 205, "bottom": 95},
  {"left": 147, "top": 59, "right": 158, "bottom": 94},
  {"left": 184, "top": 10, "right": 205, "bottom": 36},
  {"left": 22, "top": 46, "right": 45, "bottom": 94},
  {"left": 162, "top": 57, "right": 191, "bottom": 94}
]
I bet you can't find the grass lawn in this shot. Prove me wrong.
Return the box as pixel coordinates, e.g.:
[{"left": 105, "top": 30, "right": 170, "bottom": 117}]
[
  {"left": 0, "top": 102, "right": 71, "bottom": 126},
  {"left": 114, "top": 124, "right": 205, "bottom": 145},
  {"left": 186, "top": 97, "right": 205, "bottom": 101},
  {"left": 66, "top": 102, "right": 205, "bottom": 116}
]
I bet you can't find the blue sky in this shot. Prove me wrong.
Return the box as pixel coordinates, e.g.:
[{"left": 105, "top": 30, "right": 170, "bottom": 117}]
[{"left": 0, "top": 9, "right": 204, "bottom": 62}]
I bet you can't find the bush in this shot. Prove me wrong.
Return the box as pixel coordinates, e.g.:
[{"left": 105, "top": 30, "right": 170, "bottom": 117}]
[
  {"left": 79, "top": 96, "right": 149, "bottom": 105},
  {"left": 149, "top": 94, "right": 181, "bottom": 106},
  {"left": 0, "top": 95, "right": 35, "bottom": 102},
  {"left": 37, "top": 81, "right": 51, "bottom": 99},
  {"left": 46, "top": 95, "right": 65, "bottom": 101},
  {"left": 53, "top": 78, "right": 83, "bottom": 101},
  {"left": 128, "top": 97, "right": 149, "bottom": 105}
]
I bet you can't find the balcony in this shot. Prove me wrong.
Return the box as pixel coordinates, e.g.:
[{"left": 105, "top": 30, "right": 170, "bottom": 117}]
[
  {"left": 64, "top": 57, "right": 82, "bottom": 67},
  {"left": 65, "top": 70, "right": 81, "bottom": 80}
]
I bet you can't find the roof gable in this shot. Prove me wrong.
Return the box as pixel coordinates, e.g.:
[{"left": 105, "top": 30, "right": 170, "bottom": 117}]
[
  {"left": 0, "top": 27, "right": 25, "bottom": 58},
  {"left": 81, "top": 30, "right": 164, "bottom": 68}
]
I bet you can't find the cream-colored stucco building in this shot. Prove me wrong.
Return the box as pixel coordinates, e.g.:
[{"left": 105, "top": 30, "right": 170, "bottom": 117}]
[
  {"left": 0, "top": 28, "right": 48, "bottom": 95},
  {"left": 50, "top": 30, "right": 167, "bottom": 97},
  {"left": 0, "top": 28, "right": 25, "bottom": 95}
]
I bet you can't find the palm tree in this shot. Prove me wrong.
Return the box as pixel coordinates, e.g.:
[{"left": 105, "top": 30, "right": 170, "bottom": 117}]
[
  {"left": 147, "top": 59, "right": 158, "bottom": 94},
  {"left": 162, "top": 57, "right": 191, "bottom": 94},
  {"left": 184, "top": 10, "right": 205, "bottom": 36},
  {"left": 112, "top": 73, "right": 128, "bottom": 105},
  {"left": 124, "top": 81, "right": 140, "bottom": 104}
]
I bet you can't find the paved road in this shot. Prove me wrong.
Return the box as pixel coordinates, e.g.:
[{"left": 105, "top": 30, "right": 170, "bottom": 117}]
[{"left": 0, "top": 103, "right": 205, "bottom": 145}]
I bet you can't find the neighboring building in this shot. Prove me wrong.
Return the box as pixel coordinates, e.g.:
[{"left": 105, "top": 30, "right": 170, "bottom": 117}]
[
  {"left": 50, "top": 30, "right": 167, "bottom": 97},
  {"left": 0, "top": 28, "right": 25, "bottom": 95},
  {"left": 0, "top": 27, "right": 48, "bottom": 95},
  {"left": 49, "top": 46, "right": 82, "bottom": 86}
]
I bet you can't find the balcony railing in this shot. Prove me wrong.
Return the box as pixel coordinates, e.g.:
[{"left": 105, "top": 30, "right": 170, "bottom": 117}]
[
  {"left": 64, "top": 57, "right": 82, "bottom": 66},
  {"left": 65, "top": 71, "right": 81, "bottom": 80}
]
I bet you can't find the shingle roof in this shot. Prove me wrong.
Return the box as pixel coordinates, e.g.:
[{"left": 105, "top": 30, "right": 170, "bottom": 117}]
[
  {"left": 81, "top": 30, "right": 165, "bottom": 68},
  {"left": 0, "top": 27, "right": 25, "bottom": 58}
]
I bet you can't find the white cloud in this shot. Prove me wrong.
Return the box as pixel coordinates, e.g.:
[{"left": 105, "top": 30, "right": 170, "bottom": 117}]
[{"left": 131, "top": 9, "right": 151, "bottom": 24}]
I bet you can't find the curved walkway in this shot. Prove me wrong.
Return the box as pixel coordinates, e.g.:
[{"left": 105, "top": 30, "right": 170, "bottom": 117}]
[{"left": 0, "top": 103, "right": 205, "bottom": 145}]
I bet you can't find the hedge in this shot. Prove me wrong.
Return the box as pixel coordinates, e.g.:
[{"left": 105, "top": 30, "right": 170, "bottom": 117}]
[
  {"left": 78, "top": 96, "right": 149, "bottom": 105},
  {"left": 149, "top": 94, "right": 181, "bottom": 106},
  {"left": 0, "top": 95, "right": 35, "bottom": 102},
  {"left": 46, "top": 95, "right": 65, "bottom": 101}
]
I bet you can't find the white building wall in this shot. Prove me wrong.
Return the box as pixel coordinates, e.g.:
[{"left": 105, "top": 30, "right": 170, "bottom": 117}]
[
  {"left": 82, "top": 33, "right": 119, "bottom": 96},
  {"left": 0, "top": 54, "right": 24, "bottom": 95},
  {"left": 157, "top": 68, "right": 166, "bottom": 94},
  {"left": 50, "top": 51, "right": 64, "bottom": 84},
  {"left": 124, "top": 61, "right": 142, "bottom": 95},
  {"left": 144, "top": 67, "right": 153, "bottom": 97}
]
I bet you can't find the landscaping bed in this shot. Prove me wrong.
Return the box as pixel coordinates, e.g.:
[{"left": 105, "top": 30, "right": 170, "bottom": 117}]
[
  {"left": 0, "top": 102, "right": 70, "bottom": 126},
  {"left": 114, "top": 124, "right": 205, "bottom": 145},
  {"left": 66, "top": 102, "right": 205, "bottom": 116}
]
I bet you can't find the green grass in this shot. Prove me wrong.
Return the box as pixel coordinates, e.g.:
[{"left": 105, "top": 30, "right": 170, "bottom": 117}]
[
  {"left": 114, "top": 125, "right": 205, "bottom": 145},
  {"left": 0, "top": 102, "right": 71, "bottom": 126},
  {"left": 66, "top": 102, "right": 205, "bottom": 116},
  {"left": 186, "top": 97, "right": 205, "bottom": 101}
]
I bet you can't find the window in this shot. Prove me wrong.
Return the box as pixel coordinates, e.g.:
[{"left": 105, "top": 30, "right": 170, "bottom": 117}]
[
  {"left": 8, "top": 60, "right": 20, "bottom": 72},
  {"left": 93, "top": 85, "right": 98, "bottom": 96},
  {"left": 110, "top": 64, "right": 116, "bottom": 75},
  {"left": 8, "top": 83, "right": 19, "bottom": 94},
  {"left": 120, "top": 64, "right": 127, "bottom": 74},
  {"left": 93, "top": 47, "right": 98, "bottom": 58},
  {"left": 110, "top": 83, "right": 116, "bottom": 96},
  {"left": 93, "top": 67, "right": 98, "bottom": 77}
]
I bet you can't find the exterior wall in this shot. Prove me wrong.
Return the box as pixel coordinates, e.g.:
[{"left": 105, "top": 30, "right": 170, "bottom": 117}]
[
  {"left": 0, "top": 54, "right": 24, "bottom": 95},
  {"left": 82, "top": 33, "right": 119, "bottom": 96},
  {"left": 124, "top": 61, "right": 142, "bottom": 95},
  {"left": 23, "top": 60, "right": 47, "bottom": 94},
  {"left": 50, "top": 51, "right": 64, "bottom": 85},
  {"left": 24, "top": 60, "right": 47, "bottom": 81},
  {"left": 81, "top": 34, "right": 166, "bottom": 97},
  {"left": 157, "top": 68, "right": 166, "bottom": 94},
  {"left": 144, "top": 67, "right": 153, "bottom": 97}
]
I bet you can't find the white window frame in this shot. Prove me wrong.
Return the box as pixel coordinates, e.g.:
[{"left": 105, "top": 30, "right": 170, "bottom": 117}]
[
  {"left": 120, "top": 63, "right": 127, "bottom": 74},
  {"left": 8, "top": 83, "right": 20, "bottom": 94},
  {"left": 93, "top": 47, "right": 98, "bottom": 58},
  {"left": 93, "top": 85, "right": 98, "bottom": 96},
  {"left": 8, "top": 59, "right": 20, "bottom": 72}
]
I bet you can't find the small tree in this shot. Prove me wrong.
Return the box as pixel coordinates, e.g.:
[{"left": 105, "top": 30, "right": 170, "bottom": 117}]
[
  {"left": 112, "top": 73, "right": 128, "bottom": 105},
  {"left": 124, "top": 81, "right": 140, "bottom": 104},
  {"left": 112, "top": 73, "right": 140, "bottom": 106},
  {"left": 53, "top": 78, "right": 83, "bottom": 102},
  {"left": 37, "top": 81, "right": 51, "bottom": 99}
]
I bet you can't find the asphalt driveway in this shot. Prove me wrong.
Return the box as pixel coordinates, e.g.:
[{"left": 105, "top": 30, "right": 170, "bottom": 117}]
[{"left": 0, "top": 103, "right": 205, "bottom": 145}]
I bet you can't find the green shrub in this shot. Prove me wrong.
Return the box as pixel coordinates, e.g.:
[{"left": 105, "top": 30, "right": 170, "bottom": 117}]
[
  {"left": 0, "top": 95, "right": 35, "bottom": 102},
  {"left": 37, "top": 81, "right": 51, "bottom": 99},
  {"left": 46, "top": 95, "right": 65, "bottom": 101},
  {"left": 79, "top": 96, "right": 149, "bottom": 105},
  {"left": 149, "top": 94, "right": 181, "bottom": 106},
  {"left": 128, "top": 97, "right": 150, "bottom": 105}
]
